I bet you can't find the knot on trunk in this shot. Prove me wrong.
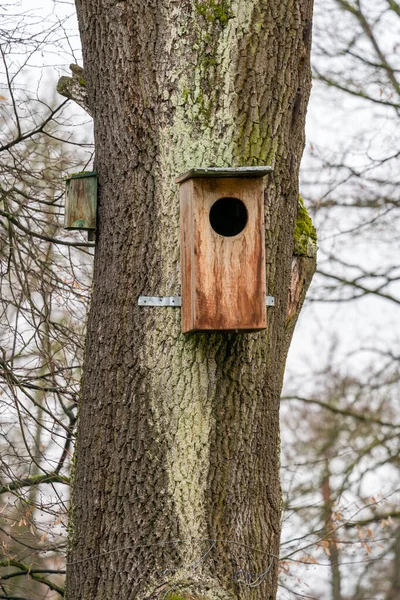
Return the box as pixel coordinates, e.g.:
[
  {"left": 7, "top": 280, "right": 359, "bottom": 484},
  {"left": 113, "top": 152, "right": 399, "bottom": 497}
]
[{"left": 57, "top": 64, "right": 92, "bottom": 116}]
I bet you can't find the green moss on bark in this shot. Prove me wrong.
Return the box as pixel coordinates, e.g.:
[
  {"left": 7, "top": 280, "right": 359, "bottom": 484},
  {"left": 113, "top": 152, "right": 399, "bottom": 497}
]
[
  {"left": 195, "top": 1, "right": 234, "bottom": 26},
  {"left": 293, "top": 196, "right": 317, "bottom": 257}
]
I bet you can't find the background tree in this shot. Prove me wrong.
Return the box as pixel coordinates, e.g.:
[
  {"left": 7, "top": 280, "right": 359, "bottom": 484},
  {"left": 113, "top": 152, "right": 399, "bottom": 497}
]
[
  {"left": 0, "top": 5, "right": 92, "bottom": 597},
  {"left": 280, "top": 0, "right": 400, "bottom": 598}
]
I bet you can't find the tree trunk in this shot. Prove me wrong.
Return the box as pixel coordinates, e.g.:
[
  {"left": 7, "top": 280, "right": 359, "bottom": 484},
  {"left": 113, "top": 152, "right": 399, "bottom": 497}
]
[
  {"left": 321, "top": 472, "right": 342, "bottom": 600},
  {"left": 386, "top": 526, "right": 400, "bottom": 600},
  {"left": 67, "top": 1, "right": 315, "bottom": 599}
]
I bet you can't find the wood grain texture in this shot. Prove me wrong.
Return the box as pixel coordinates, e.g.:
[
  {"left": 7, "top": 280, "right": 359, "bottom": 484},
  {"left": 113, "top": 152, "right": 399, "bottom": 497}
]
[
  {"left": 64, "top": 174, "right": 97, "bottom": 230},
  {"left": 180, "top": 177, "right": 266, "bottom": 333}
]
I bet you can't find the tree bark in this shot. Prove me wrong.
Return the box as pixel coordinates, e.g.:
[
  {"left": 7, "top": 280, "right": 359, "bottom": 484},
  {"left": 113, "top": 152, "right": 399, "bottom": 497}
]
[{"left": 67, "top": 1, "right": 315, "bottom": 599}]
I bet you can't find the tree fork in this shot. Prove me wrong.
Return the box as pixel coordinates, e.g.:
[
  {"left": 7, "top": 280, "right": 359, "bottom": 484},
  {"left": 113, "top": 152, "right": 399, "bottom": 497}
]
[{"left": 66, "top": 1, "right": 316, "bottom": 599}]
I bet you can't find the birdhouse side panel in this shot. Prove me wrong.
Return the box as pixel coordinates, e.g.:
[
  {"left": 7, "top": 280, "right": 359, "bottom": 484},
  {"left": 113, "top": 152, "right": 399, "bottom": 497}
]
[
  {"left": 180, "top": 179, "right": 195, "bottom": 333},
  {"left": 65, "top": 177, "right": 97, "bottom": 230}
]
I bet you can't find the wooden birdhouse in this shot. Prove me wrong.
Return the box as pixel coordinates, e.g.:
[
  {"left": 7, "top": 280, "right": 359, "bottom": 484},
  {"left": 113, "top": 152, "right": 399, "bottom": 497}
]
[
  {"left": 64, "top": 171, "right": 97, "bottom": 231},
  {"left": 177, "top": 166, "right": 272, "bottom": 334}
]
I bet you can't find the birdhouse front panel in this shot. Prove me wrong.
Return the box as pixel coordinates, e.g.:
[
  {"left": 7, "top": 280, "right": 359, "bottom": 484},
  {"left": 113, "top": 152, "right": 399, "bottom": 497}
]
[
  {"left": 180, "top": 176, "right": 267, "bottom": 333},
  {"left": 64, "top": 172, "right": 97, "bottom": 230}
]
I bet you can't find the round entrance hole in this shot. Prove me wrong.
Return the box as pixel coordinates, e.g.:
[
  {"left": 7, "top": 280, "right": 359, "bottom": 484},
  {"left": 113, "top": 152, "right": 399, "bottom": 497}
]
[{"left": 209, "top": 197, "right": 248, "bottom": 237}]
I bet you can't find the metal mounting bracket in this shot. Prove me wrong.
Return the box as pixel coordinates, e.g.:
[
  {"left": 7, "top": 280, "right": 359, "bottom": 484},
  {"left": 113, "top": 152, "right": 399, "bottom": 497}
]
[
  {"left": 138, "top": 296, "right": 275, "bottom": 307},
  {"left": 138, "top": 296, "right": 182, "bottom": 307}
]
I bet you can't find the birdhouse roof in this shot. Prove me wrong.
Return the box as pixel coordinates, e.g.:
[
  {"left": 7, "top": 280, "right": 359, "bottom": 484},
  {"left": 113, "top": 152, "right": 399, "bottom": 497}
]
[
  {"left": 64, "top": 171, "right": 97, "bottom": 181},
  {"left": 175, "top": 166, "right": 273, "bottom": 184}
]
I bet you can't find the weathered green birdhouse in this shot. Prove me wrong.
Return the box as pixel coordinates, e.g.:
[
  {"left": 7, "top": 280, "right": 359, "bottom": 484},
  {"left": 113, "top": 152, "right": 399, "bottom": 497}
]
[{"left": 64, "top": 171, "right": 97, "bottom": 231}]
